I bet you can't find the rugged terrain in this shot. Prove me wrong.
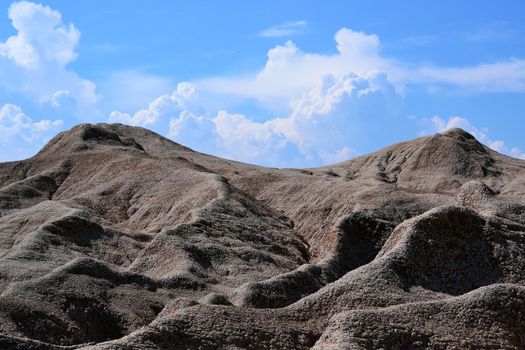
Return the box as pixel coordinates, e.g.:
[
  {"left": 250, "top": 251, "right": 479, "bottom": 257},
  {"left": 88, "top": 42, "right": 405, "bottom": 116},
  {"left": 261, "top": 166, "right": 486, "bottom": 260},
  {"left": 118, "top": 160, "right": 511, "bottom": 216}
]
[{"left": 0, "top": 123, "right": 524, "bottom": 349}]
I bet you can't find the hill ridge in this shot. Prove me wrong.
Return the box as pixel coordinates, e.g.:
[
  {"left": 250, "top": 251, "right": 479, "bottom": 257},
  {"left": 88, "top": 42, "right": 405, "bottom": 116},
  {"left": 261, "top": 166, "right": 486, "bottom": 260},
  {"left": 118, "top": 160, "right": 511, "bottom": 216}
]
[{"left": 0, "top": 123, "right": 524, "bottom": 349}]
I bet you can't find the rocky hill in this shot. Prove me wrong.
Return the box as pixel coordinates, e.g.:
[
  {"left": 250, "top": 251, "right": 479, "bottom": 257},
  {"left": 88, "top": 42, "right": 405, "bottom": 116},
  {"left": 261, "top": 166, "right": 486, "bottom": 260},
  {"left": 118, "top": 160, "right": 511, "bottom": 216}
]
[{"left": 0, "top": 123, "right": 524, "bottom": 349}]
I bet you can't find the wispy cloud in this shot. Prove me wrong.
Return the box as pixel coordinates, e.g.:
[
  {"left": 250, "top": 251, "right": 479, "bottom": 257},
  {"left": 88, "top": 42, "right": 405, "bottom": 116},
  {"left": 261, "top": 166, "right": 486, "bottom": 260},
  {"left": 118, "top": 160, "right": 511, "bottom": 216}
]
[
  {"left": 390, "top": 35, "right": 435, "bottom": 48},
  {"left": 401, "top": 59, "right": 525, "bottom": 93},
  {"left": 84, "top": 42, "right": 135, "bottom": 53},
  {"left": 464, "top": 21, "right": 517, "bottom": 43},
  {"left": 259, "top": 20, "right": 309, "bottom": 38}
]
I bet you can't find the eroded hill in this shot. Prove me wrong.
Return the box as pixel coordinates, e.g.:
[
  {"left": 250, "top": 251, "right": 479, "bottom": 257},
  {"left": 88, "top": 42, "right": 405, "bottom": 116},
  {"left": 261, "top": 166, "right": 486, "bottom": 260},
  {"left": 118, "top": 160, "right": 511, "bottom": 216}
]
[{"left": 0, "top": 124, "right": 524, "bottom": 349}]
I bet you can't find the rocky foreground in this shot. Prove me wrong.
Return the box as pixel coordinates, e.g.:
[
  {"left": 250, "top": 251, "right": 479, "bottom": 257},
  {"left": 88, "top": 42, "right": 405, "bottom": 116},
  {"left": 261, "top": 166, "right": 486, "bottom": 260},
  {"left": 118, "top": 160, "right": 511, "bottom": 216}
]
[{"left": 0, "top": 124, "right": 524, "bottom": 349}]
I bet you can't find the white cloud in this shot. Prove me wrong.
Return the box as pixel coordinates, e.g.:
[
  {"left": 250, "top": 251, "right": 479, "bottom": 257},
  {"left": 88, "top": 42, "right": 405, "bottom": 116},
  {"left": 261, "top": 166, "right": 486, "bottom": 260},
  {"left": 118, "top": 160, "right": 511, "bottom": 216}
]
[
  {"left": 105, "top": 26, "right": 525, "bottom": 166},
  {"left": 489, "top": 140, "right": 525, "bottom": 160},
  {"left": 113, "top": 71, "right": 398, "bottom": 166},
  {"left": 0, "top": 103, "right": 63, "bottom": 144},
  {"left": 259, "top": 20, "right": 309, "bottom": 38},
  {"left": 334, "top": 29, "right": 380, "bottom": 59},
  {"left": 428, "top": 116, "right": 525, "bottom": 160},
  {"left": 0, "top": 1, "right": 99, "bottom": 119},
  {"left": 50, "top": 90, "right": 71, "bottom": 107},
  {"left": 109, "top": 82, "right": 196, "bottom": 126},
  {"left": 403, "top": 59, "right": 525, "bottom": 93},
  {"left": 209, "top": 72, "right": 397, "bottom": 165},
  {"left": 510, "top": 148, "right": 525, "bottom": 160},
  {"left": 212, "top": 110, "right": 293, "bottom": 161},
  {"left": 168, "top": 110, "right": 204, "bottom": 138},
  {"left": 0, "top": 1, "right": 79, "bottom": 68},
  {"left": 183, "top": 72, "right": 397, "bottom": 166},
  {"left": 202, "top": 27, "right": 525, "bottom": 105},
  {"left": 201, "top": 28, "right": 388, "bottom": 104},
  {"left": 488, "top": 140, "right": 505, "bottom": 152}
]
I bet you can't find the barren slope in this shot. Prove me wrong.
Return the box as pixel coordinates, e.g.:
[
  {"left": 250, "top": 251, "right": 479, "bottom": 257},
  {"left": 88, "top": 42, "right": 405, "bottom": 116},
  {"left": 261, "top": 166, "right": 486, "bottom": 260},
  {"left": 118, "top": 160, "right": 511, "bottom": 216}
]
[{"left": 0, "top": 123, "right": 524, "bottom": 349}]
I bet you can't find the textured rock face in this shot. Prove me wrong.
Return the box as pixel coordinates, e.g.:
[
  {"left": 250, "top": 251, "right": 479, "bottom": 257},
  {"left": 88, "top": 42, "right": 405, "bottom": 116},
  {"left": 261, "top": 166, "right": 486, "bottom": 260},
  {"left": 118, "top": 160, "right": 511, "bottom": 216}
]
[{"left": 0, "top": 123, "right": 525, "bottom": 349}]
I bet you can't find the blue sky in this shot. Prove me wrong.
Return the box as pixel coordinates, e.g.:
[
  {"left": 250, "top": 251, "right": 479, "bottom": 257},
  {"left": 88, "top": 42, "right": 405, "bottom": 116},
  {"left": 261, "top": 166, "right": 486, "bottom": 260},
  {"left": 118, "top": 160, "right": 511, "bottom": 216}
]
[{"left": 0, "top": 1, "right": 524, "bottom": 166}]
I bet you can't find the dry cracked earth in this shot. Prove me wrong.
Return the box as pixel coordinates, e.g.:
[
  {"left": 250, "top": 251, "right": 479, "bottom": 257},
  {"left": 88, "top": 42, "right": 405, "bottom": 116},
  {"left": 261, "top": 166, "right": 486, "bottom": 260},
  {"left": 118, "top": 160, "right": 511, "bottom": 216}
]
[{"left": 0, "top": 123, "right": 525, "bottom": 349}]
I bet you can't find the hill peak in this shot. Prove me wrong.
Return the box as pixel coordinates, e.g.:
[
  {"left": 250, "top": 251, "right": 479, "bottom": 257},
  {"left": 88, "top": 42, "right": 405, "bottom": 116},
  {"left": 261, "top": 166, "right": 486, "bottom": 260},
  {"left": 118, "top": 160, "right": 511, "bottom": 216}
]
[
  {"left": 36, "top": 123, "right": 194, "bottom": 160},
  {"left": 441, "top": 127, "right": 477, "bottom": 140}
]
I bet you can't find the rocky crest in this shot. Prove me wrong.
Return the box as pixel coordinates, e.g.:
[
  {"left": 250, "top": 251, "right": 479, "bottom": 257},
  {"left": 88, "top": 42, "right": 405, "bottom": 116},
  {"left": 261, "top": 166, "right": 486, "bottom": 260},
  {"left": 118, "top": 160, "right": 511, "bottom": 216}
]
[{"left": 0, "top": 123, "right": 524, "bottom": 349}]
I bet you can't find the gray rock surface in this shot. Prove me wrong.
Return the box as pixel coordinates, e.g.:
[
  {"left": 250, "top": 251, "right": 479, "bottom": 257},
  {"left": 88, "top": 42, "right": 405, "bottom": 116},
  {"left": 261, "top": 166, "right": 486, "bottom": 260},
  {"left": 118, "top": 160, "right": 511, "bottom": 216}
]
[{"left": 0, "top": 123, "right": 524, "bottom": 349}]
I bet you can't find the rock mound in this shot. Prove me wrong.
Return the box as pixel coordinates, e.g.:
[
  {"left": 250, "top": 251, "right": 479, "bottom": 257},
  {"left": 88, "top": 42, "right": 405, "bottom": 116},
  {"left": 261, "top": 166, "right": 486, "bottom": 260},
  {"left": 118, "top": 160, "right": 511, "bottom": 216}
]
[{"left": 314, "top": 283, "right": 525, "bottom": 349}]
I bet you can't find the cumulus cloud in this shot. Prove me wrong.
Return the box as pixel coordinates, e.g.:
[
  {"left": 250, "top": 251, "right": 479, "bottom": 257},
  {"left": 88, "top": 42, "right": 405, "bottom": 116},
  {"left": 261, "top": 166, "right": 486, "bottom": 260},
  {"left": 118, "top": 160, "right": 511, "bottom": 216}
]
[
  {"left": 0, "top": 1, "right": 79, "bottom": 68},
  {"left": 112, "top": 71, "right": 399, "bottom": 166},
  {"left": 201, "top": 28, "right": 387, "bottom": 103},
  {"left": 171, "top": 72, "right": 398, "bottom": 166},
  {"left": 109, "top": 82, "right": 197, "bottom": 126},
  {"left": 0, "top": 1, "right": 99, "bottom": 119},
  {"left": 0, "top": 103, "right": 62, "bottom": 144},
  {"left": 208, "top": 72, "right": 399, "bottom": 165},
  {"left": 259, "top": 20, "right": 309, "bottom": 38},
  {"left": 202, "top": 27, "right": 525, "bottom": 104},
  {"left": 106, "top": 28, "right": 403, "bottom": 166},
  {"left": 428, "top": 116, "right": 525, "bottom": 160},
  {"left": 211, "top": 110, "right": 293, "bottom": 163},
  {"left": 106, "top": 26, "right": 525, "bottom": 166},
  {"left": 168, "top": 110, "right": 205, "bottom": 138}
]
